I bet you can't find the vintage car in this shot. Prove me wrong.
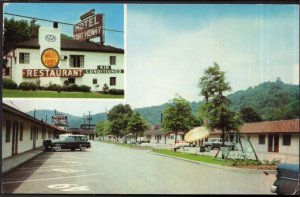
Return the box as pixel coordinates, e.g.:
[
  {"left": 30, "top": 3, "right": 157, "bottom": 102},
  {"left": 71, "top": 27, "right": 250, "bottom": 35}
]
[
  {"left": 203, "top": 138, "right": 235, "bottom": 150},
  {"left": 270, "top": 163, "right": 299, "bottom": 195},
  {"left": 137, "top": 137, "right": 150, "bottom": 144},
  {"left": 43, "top": 134, "right": 91, "bottom": 151}
]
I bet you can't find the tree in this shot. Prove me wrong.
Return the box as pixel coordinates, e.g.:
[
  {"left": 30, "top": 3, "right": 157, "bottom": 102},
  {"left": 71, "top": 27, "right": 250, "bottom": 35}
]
[
  {"left": 239, "top": 107, "right": 262, "bottom": 122},
  {"left": 96, "top": 121, "right": 112, "bottom": 140},
  {"left": 3, "top": 18, "right": 40, "bottom": 54},
  {"left": 106, "top": 104, "right": 133, "bottom": 138},
  {"left": 127, "top": 112, "right": 149, "bottom": 142},
  {"left": 162, "top": 95, "right": 194, "bottom": 148},
  {"left": 198, "top": 63, "right": 242, "bottom": 157}
]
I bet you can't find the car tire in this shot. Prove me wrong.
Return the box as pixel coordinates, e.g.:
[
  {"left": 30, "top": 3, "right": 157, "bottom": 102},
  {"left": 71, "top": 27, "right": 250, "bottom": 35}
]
[
  {"left": 54, "top": 145, "right": 61, "bottom": 152},
  {"left": 79, "top": 145, "right": 86, "bottom": 151},
  {"left": 71, "top": 148, "right": 75, "bottom": 151}
]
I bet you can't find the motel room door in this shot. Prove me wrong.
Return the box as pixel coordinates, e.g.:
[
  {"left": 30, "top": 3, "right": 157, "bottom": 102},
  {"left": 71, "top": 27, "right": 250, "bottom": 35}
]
[
  {"left": 12, "top": 121, "right": 19, "bottom": 155},
  {"left": 268, "top": 134, "right": 279, "bottom": 152}
]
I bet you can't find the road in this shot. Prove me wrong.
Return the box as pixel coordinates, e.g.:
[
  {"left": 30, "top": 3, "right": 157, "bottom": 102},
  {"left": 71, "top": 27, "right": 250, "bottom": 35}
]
[{"left": 2, "top": 141, "right": 276, "bottom": 194}]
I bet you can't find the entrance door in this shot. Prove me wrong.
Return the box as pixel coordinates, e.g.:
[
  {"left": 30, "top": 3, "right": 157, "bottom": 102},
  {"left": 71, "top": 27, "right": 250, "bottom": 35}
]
[
  {"left": 268, "top": 134, "right": 279, "bottom": 152},
  {"left": 33, "top": 126, "right": 37, "bottom": 149},
  {"left": 12, "top": 121, "right": 19, "bottom": 155}
]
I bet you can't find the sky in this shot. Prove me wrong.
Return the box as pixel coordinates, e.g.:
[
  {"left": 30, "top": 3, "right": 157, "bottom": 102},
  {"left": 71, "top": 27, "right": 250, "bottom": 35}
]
[
  {"left": 3, "top": 3, "right": 124, "bottom": 48},
  {"left": 2, "top": 3, "right": 299, "bottom": 117}
]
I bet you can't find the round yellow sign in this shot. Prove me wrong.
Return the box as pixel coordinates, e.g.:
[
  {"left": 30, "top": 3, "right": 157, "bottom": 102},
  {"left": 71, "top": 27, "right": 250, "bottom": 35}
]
[{"left": 41, "top": 48, "right": 60, "bottom": 68}]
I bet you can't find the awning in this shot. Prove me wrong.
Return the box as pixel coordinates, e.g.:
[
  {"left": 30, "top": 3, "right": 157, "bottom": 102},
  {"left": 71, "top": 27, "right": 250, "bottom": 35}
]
[{"left": 184, "top": 126, "right": 210, "bottom": 142}]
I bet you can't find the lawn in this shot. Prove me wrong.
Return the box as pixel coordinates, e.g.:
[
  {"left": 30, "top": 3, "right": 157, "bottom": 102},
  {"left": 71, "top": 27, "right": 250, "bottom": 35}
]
[
  {"left": 2, "top": 89, "right": 124, "bottom": 98},
  {"left": 152, "top": 149, "right": 232, "bottom": 166}
]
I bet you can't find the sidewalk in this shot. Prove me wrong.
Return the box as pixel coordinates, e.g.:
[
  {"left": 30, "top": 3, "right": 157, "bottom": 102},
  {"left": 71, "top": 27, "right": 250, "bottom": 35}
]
[{"left": 2, "top": 147, "right": 44, "bottom": 174}]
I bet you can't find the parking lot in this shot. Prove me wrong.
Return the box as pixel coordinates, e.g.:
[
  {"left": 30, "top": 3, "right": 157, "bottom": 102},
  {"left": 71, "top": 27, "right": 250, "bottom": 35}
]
[{"left": 3, "top": 141, "right": 276, "bottom": 194}]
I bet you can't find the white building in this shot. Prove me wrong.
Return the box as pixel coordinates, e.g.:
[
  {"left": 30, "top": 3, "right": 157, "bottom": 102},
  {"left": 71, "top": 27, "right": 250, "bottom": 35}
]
[
  {"left": 2, "top": 103, "right": 65, "bottom": 159},
  {"left": 3, "top": 26, "right": 124, "bottom": 92}
]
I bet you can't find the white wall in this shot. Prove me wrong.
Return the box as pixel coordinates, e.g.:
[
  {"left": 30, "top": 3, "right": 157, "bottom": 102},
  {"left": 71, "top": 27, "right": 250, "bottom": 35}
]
[
  {"left": 2, "top": 110, "right": 61, "bottom": 159},
  {"left": 11, "top": 26, "right": 124, "bottom": 92}
]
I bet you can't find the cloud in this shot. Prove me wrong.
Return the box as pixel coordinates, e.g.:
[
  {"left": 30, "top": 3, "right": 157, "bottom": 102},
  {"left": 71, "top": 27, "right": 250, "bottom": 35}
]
[{"left": 126, "top": 7, "right": 299, "bottom": 108}]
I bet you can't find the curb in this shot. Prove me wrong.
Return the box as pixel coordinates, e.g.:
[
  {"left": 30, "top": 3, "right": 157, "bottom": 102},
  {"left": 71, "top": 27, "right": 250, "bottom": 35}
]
[
  {"left": 2, "top": 149, "right": 44, "bottom": 175},
  {"left": 149, "top": 151, "right": 277, "bottom": 175}
]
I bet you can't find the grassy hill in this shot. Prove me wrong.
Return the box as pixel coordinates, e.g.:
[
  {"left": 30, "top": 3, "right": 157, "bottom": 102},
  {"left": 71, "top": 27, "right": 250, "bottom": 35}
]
[{"left": 27, "top": 80, "right": 299, "bottom": 127}]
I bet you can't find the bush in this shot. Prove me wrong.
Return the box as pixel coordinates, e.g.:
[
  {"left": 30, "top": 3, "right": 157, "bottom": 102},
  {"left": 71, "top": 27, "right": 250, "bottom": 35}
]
[
  {"left": 2, "top": 78, "right": 18, "bottom": 89},
  {"left": 19, "top": 82, "right": 37, "bottom": 91},
  {"left": 79, "top": 85, "right": 91, "bottom": 92},
  {"left": 108, "top": 89, "right": 124, "bottom": 95},
  {"left": 47, "top": 84, "right": 61, "bottom": 91}
]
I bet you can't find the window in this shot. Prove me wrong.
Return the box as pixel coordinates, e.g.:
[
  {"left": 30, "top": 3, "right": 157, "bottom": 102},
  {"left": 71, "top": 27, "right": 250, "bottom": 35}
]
[
  {"left": 282, "top": 134, "right": 291, "bottom": 146},
  {"left": 20, "top": 123, "right": 23, "bottom": 141},
  {"left": 110, "top": 77, "right": 116, "bottom": 86},
  {"left": 48, "top": 130, "right": 51, "bottom": 139},
  {"left": 110, "top": 56, "right": 116, "bottom": 65},
  {"left": 93, "top": 79, "right": 97, "bottom": 84},
  {"left": 19, "top": 53, "right": 30, "bottom": 64},
  {"left": 68, "top": 78, "right": 75, "bottom": 84},
  {"left": 5, "top": 120, "right": 11, "bottom": 142},
  {"left": 258, "top": 135, "right": 265, "bottom": 144},
  {"left": 69, "top": 55, "right": 84, "bottom": 68}
]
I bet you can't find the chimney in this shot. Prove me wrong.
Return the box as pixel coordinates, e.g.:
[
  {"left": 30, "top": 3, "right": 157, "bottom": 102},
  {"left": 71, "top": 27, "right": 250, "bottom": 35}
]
[{"left": 53, "top": 22, "right": 58, "bottom": 29}]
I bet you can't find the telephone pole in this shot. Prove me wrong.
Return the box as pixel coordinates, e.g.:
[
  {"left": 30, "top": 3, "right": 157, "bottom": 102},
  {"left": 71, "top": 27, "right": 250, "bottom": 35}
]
[{"left": 87, "top": 111, "right": 92, "bottom": 130}]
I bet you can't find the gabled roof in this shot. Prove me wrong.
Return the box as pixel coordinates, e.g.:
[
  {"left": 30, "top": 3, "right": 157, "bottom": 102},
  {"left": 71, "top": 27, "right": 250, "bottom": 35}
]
[
  {"left": 211, "top": 119, "right": 299, "bottom": 134},
  {"left": 15, "top": 38, "right": 124, "bottom": 53},
  {"left": 2, "top": 103, "right": 66, "bottom": 133}
]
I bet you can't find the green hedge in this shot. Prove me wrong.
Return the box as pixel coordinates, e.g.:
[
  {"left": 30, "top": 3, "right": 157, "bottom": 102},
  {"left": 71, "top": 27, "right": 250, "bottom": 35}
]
[
  {"left": 108, "top": 89, "right": 124, "bottom": 95},
  {"left": 19, "top": 82, "right": 37, "bottom": 91},
  {"left": 2, "top": 78, "right": 18, "bottom": 89}
]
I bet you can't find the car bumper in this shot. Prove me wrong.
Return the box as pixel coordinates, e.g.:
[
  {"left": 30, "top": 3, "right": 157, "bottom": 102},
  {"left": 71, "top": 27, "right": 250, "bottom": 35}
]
[{"left": 270, "top": 185, "right": 277, "bottom": 193}]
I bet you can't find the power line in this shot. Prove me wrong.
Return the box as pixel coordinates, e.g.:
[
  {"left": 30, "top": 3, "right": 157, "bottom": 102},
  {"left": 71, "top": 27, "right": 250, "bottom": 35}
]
[{"left": 4, "top": 12, "right": 124, "bottom": 33}]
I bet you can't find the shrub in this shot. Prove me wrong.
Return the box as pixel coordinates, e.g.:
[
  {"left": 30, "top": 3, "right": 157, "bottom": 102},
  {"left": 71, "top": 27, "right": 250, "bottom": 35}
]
[
  {"left": 2, "top": 78, "right": 18, "bottom": 89},
  {"left": 19, "top": 82, "right": 37, "bottom": 91},
  {"left": 108, "top": 89, "right": 124, "bottom": 95},
  {"left": 270, "top": 159, "right": 281, "bottom": 166},
  {"left": 47, "top": 84, "right": 61, "bottom": 91},
  {"left": 79, "top": 85, "right": 91, "bottom": 92},
  {"left": 102, "top": 83, "right": 109, "bottom": 93},
  {"left": 64, "top": 80, "right": 69, "bottom": 86}
]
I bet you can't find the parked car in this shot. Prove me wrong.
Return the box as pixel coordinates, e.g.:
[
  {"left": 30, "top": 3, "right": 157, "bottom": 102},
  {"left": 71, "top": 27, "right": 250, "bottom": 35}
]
[
  {"left": 43, "top": 134, "right": 91, "bottom": 152},
  {"left": 203, "top": 138, "right": 235, "bottom": 150},
  {"left": 270, "top": 163, "right": 299, "bottom": 195},
  {"left": 137, "top": 137, "right": 150, "bottom": 144}
]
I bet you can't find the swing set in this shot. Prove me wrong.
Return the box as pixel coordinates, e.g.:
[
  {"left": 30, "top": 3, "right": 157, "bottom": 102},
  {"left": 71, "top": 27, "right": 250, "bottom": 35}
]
[{"left": 214, "top": 131, "right": 259, "bottom": 161}]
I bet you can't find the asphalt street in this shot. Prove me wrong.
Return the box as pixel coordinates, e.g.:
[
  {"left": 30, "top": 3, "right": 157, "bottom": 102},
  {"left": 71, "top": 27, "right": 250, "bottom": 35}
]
[{"left": 2, "top": 141, "right": 276, "bottom": 194}]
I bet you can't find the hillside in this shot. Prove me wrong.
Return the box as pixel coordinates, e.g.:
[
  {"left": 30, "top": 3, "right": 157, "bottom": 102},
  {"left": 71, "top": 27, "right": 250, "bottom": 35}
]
[{"left": 27, "top": 80, "right": 299, "bottom": 127}]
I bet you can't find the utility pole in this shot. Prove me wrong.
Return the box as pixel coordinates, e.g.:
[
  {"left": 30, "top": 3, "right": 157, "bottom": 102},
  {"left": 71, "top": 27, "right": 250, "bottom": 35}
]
[
  {"left": 34, "top": 109, "right": 36, "bottom": 118},
  {"left": 83, "top": 113, "right": 86, "bottom": 129},
  {"left": 87, "top": 111, "right": 92, "bottom": 130}
]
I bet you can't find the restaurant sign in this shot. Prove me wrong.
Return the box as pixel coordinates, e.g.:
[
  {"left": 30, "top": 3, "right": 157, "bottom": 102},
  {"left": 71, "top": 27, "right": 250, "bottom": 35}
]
[
  {"left": 23, "top": 69, "right": 84, "bottom": 78},
  {"left": 73, "top": 14, "right": 103, "bottom": 41}
]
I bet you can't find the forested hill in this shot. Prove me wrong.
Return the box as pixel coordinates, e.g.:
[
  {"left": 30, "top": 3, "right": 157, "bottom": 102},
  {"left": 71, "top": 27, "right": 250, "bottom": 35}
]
[
  {"left": 136, "top": 80, "right": 299, "bottom": 124},
  {"left": 27, "top": 80, "right": 299, "bottom": 127}
]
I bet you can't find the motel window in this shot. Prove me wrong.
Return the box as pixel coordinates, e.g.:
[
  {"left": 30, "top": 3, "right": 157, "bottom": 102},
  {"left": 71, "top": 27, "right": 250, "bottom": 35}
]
[
  {"left": 5, "top": 120, "right": 11, "bottom": 143},
  {"left": 110, "top": 56, "right": 116, "bottom": 65},
  {"left": 68, "top": 78, "right": 75, "bottom": 84},
  {"left": 110, "top": 77, "right": 116, "bottom": 86},
  {"left": 69, "top": 55, "right": 84, "bottom": 68},
  {"left": 20, "top": 123, "right": 23, "bottom": 141},
  {"left": 93, "top": 78, "right": 98, "bottom": 84},
  {"left": 282, "top": 134, "right": 291, "bottom": 146},
  {"left": 19, "top": 53, "right": 30, "bottom": 64},
  {"left": 258, "top": 135, "right": 265, "bottom": 144},
  {"left": 48, "top": 130, "right": 51, "bottom": 139}
]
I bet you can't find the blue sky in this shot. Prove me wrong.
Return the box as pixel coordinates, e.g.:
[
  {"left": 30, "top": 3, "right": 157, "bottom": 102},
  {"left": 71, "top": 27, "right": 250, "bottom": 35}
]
[
  {"left": 3, "top": 3, "right": 124, "bottom": 48},
  {"left": 3, "top": 4, "right": 299, "bottom": 116}
]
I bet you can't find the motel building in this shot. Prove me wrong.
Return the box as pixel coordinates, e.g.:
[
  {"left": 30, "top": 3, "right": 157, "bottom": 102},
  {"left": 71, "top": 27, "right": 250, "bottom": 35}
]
[
  {"left": 3, "top": 11, "right": 124, "bottom": 92},
  {"left": 2, "top": 103, "right": 66, "bottom": 159}
]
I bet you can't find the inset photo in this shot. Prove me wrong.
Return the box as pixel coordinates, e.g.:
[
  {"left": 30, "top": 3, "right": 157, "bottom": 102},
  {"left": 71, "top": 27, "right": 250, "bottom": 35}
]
[{"left": 3, "top": 3, "right": 125, "bottom": 99}]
